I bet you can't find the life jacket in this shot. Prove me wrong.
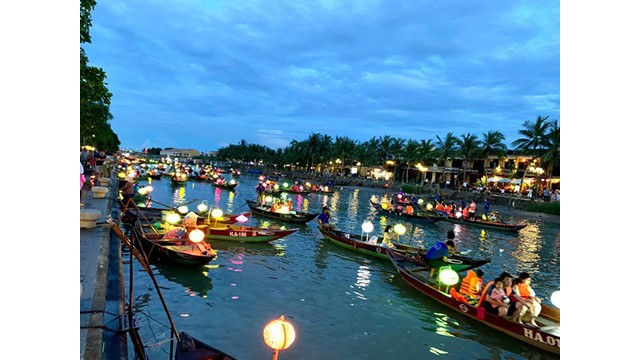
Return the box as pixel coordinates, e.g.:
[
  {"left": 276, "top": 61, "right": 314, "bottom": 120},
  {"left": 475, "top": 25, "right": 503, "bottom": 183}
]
[
  {"left": 459, "top": 270, "right": 482, "bottom": 298},
  {"left": 462, "top": 207, "right": 469, "bottom": 219},
  {"left": 450, "top": 287, "right": 469, "bottom": 304},
  {"left": 478, "top": 280, "right": 494, "bottom": 306},
  {"left": 516, "top": 282, "right": 532, "bottom": 299},
  {"left": 405, "top": 205, "right": 414, "bottom": 215},
  {"left": 436, "top": 203, "right": 445, "bottom": 212}
]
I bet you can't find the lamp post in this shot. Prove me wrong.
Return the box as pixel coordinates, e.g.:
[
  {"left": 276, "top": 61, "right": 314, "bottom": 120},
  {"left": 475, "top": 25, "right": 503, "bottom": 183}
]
[{"left": 263, "top": 315, "right": 296, "bottom": 360}]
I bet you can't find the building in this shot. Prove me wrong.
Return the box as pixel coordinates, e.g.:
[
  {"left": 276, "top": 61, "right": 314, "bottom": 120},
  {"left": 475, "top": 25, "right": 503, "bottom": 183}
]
[{"left": 160, "top": 148, "right": 201, "bottom": 159}]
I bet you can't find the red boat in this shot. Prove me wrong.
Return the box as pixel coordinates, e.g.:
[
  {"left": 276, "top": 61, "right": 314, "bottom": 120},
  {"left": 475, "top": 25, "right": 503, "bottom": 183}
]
[{"left": 204, "top": 224, "right": 298, "bottom": 243}]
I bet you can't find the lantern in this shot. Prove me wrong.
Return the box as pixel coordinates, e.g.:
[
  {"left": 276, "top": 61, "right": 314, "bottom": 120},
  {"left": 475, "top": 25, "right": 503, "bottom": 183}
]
[
  {"left": 265, "top": 196, "right": 273, "bottom": 203},
  {"left": 283, "top": 182, "right": 289, "bottom": 188},
  {"left": 211, "top": 209, "right": 223, "bottom": 219},
  {"left": 393, "top": 224, "right": 406, "bottom": 235},
  {"left": 263, "top": 315, "right": 296, "bottom": 360},
  {"left": 274, "top": 184, "right": 280, "bottom": 190},
  {"left": 361, "top": 220, "right": 374, "bottom": 233},
  {"left": 439, "top": 267, "right": 459, "bottom": 286},
  {"left": 418, "top": 199, "right": 424, "bottom": 205},
  {"left": 230, "top": 179, "right": 236, "bottom": 185},
  {"left": 381, "top": 203, "right": 389, "bottom": 210},
  {"left": 426, "top": 203, "right": 433, "bottom": 211},
  {"left": 189, "top": 228, "right": 205, "bottom": 243},
  {"left": 197, "top": 202, "right": 208, "bottom": 213},
  {"left": 166, "top": 212, "right": 180, "bottom": 224},
  {"left": 550, "top": 290, "right": 560, "bottom": 308}
]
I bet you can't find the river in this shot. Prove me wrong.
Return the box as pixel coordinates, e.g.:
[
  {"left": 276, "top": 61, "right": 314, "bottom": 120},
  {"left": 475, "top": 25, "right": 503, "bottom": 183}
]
[{"left": 122, "top": 173, "right": 560, "bottom": 360}]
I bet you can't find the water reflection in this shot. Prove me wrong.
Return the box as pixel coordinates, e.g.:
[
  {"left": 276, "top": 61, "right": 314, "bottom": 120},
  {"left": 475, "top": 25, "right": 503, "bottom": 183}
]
[
  {"left": 154, "top": 263, "right": 214, "bottom": 297},
  {"left": 355, "top": 265, "right": 371, "bottom": 290}
]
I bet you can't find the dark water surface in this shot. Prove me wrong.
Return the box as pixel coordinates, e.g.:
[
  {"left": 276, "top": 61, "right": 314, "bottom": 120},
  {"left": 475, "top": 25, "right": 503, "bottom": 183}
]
[{"left": 123, "top": 174, "right": 560, "bottom": 359}]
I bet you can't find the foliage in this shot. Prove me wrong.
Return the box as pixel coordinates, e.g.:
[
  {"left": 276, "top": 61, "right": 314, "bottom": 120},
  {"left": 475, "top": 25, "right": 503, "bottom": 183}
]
[{"left": 525, "top": 201, "right": 560, "bottom": 215}]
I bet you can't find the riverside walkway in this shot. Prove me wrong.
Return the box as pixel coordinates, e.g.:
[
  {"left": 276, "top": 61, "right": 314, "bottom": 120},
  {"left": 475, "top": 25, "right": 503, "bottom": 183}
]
[{"left": 80, "top": 176, "right": 127, "bottom": 360}]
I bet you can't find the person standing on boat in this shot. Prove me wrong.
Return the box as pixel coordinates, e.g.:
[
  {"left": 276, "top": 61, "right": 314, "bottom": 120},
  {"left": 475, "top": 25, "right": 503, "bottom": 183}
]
[
  {"left": 468, "top": 200, "right": 477, "bottom": 221},
  {"left": 483, "top": 198, "right": 491, "bottom": 215},
  {"left": 317, "top": 206, "right": 333, "bottom": 229},
  {"left": 422, "top": 230, "right": 456, "bottom": 278}
]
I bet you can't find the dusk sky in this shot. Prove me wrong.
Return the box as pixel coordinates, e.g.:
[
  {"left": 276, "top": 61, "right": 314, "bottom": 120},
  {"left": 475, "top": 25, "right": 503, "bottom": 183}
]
[{"left": 84, "top": 0, "right": 560, "bottom": 152}]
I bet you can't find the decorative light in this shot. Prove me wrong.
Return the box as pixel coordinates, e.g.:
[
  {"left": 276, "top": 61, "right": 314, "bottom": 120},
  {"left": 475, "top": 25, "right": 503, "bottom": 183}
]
[
  {"left": 426, "top": 203, "right": 433, "bottom": 211},
  {"left": 439, "top": 268, "right": 459, "bottom": 286},
  {"left": 138, "top": 188, "right": 148, "bottom": 195},
  {"left": 230, "top": 179, "right": 236, "bottom": 185},
  {"left": 323, "top": 186, "right": 329, "bottom": 192},
  {"left": 418, "top": 199, "right": 424, "bottom": 205},
  {"left": 263, "top": 315, "right": 296, "bottom": 357},
  {"left": 236, "top": 214, "right": 248, "bottom": 223},
  {"left": 550, "top": 290, "right": 560, "bottom": 308},
  {"left": 259, "top": 175, "right": 265, "bottom": 181},
  {"left": 211, "top": 208, "right": 223, "bottom": 219},
  {"left": 305, "top": 182, "right": 311, "bottom": 187},
  {"left": 394, "top": 224, "right": 406, "bottom": 235},
  {"left": 189, "top": 229, "right": 205, "bottom": 243},
  {"left": 362, "top": 220, "right": 374, "bottom": 234},
  {"left": 274, "top": 184, "right": 280, "bottom": 190},
  {"left": 166, "top": 212, "right": 180, "bottom": 224},
  {"left": 397, "top": 194, "right": 403, "bottom": 200},
  {"left": 145, "top": 185, "right": 153, "bottom": 193},
  {"left": 381, "top": 203, "right": 389, "bottom": 210},
  {"left": 265, "top": 196, "right": 273, "bottom": 203},
  {"left": 197, "top": 202, "right": 208, "bottom": 213},
  {"left": 283, "top": 182, "right": 289, "bottom": 188},
  {"left": 455, "top": 211, "right": 462, "bottom": 219},
  {"left": 178, "top": 205, "right": 189, "bottom": 214}
]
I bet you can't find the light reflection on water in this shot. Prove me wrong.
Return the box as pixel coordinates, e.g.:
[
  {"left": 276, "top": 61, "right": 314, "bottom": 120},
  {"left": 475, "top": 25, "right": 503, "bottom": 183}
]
[{"left": 125, "top": 175, "right": 560, "bottom": 360}]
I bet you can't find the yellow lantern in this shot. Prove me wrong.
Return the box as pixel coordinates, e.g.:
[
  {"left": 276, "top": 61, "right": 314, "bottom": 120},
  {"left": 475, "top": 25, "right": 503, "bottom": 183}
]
[
  {"left": 189, "top": 229, "right": 205, "bottom": 243},
  {"left": 230, "top": 179, "right": 236, "bottom": 185},
  {"left": 426, "top": 203, "right": 433, "bottom": 211},
  {"left": 263, "top": 315, "right": 296, "bottom": 359},
  {"left": 274, "top": 184, "right": 280, "bottom": 190},
  {"left": 551, "top": 290, "right": 560, "bottom": 308},
  {"left": 166, "top": 213, "right": 180, "bottom": 224},
  {"left": 265, "top": 196, "right": 273, "bottom": 203},
  {"left": 393, "top": 224, "right": 406, "bottom": 235},
  {"left": 211, "top": 208, "right": 223, "bottom": 219},
  {"left": 283, "top": 182, "right": 289, "bottom": 188},
  {"left": 381, "top": 203, "right": 389, "bottom": 210}
]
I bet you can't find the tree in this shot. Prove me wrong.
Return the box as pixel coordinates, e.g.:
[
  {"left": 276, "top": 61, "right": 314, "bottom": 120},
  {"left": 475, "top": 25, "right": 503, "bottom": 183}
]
[
  {"left": 81, "top": 0, "right": 119, "bottom": 150},
  {"left": 539, "top": 120, "right": 560, "bottom": 183},
  {"left": 455, "top": 133, "right": 481, "bottom": 185},
  {"left": 480, "top": 130, "right": 507, "bottom": 180},
  {"left": 398, "top": 139, "right": 420, "bottom": 182},
  {"left": 435, "top": 132, "right": 458, "bottom": 184},
  {"left": 511, "top": 116, "right": 553, "bottom": 191}
]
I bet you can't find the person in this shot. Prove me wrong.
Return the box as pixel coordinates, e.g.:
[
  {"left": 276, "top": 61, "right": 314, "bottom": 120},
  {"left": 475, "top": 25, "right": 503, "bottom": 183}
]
[
  {"left": 316, "top": 206, "right": 332, "bottom": 229},
  {"left": 482, "top": 278, "right": 510, "bottom": 316},
  {"left": 460, "top": 198, "right": 466, "bottom": 210},
  {"left": 512, "top": 272, "right": 542, "bottom": 327},
  {"left": 422, "top": 230, "right": 456, "bottom": 277},
  {"left": 404, "top": 204, "right": 414, "bottom": 215},
  {"left": 543, "top": 188, "right": 550, "bottom": 202},
  {"left": 95, "top": 150, "right": 106, "bottom": 178},
  {"left": 435, "top": 201, "right": 445, "bottom": 213},
  {"left": 381, "top": 225, "right": 398, "bottom": 249},
  {"left": 483, "top": 198, "right": 491, "bottom": 215},
  {"left": 121, "top": 175, "right": 136, "bottom": 209},
  {"left": 468, "top": 200, "right": 477, "bottom": 221}
]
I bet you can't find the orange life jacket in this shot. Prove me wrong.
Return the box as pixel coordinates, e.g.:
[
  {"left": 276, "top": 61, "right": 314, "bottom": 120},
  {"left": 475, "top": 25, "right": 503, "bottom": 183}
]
[
  {"left": 405, "top": 205, "right": 414, "bottom": 215},
  {"left": 462, "top": 207, "right": 469, "bottom": 219},
  {"left": 450, "top": 287, "right": 469, "bottom": 304},
  {"left": 517, "top": 282, "right": 532, "bottom": 299},
  {"left": 459, "top": 270, "right": 482, "bottom": 298},
  {"left": 436, "top": 203, "right": 445, "bottom": 212},
  {"left": 478, "top": 280, "right": 494, "bottom": 306}
]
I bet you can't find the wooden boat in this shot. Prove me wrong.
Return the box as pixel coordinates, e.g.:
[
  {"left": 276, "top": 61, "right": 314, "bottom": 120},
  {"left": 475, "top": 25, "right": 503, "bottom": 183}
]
[
  {"left": 147, "top": 173, "right": 162, "bottom": 180},
  {"left": 128, "top": 222, "right": 216, "bottom": 267},
  {"left": 246, "top": 200, "right": 320, "bottom": 223},
  {"left": 175, "top": 332, "right": 237, "bottom": 360},
  {"left": 283, "top": 188, "right": 311, "bottom": 195},
  {"left": 124, "top": 207, "right": 250, "bottom": 226},
  {"left": 319, "top": 228, "right": 488, "bottom": 272},
  {"left": 205, "top": 224, "right": 298, "bottom": 243},
  {"left": 370, "top": 200, "right": 444, "bottom": 224},
  {"left": 212, "top": 182, "right": 238, "bottom": 191},
  {"left": 386, "top": 250, "right": 560, "bottom": 355},
  {"left": 432, "top": 210, "right": 527, "bottom": 232}
]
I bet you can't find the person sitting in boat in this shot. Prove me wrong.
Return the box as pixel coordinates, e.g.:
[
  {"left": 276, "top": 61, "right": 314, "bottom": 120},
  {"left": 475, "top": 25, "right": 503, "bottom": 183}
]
[
  {"left": 512, "top": 272, "right": 542, "bottom": 327},
  {"left": 381, "top": 225, "right": 398, "bottom": 249},
  {"left": 422, "top": 232, "right": 456, "bottom": 278},
  {"left": 462, "top": 206, "right": 470, "bottom": 220},
  {"left": 317, "top": 207, "right": 333, "bottom": 229},
  {"left": 435, "top": 201, "right": 445, "bottom": 213},
  {"left": 468, "top": 200, "right": 477, "bottom": 221},
  {"left": 488, "top": 211, "right": 498, "bottom": 222},
  {"left": 481, "top": 278, "right": 510, "bottom": 317},
  {"left": 404, "top": 204, "right": 414, "bottom": 215}
]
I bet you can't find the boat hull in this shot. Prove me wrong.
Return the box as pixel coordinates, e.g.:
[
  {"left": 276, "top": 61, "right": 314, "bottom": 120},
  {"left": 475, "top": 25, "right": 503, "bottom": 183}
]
[
  {"left": 246, "top": 200, "right": 319, "bottom": 223},
  {"left": 205, "top": 225, "right": 298, "bottom": 243},
  {"left": 370, "top": 200, "right": 444, "bottom": 224}
]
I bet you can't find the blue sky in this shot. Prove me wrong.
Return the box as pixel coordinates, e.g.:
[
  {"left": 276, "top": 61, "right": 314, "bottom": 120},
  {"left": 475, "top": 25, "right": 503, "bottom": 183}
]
[{"left": 84, "top": 0, "right": 560, "bottom": 152}]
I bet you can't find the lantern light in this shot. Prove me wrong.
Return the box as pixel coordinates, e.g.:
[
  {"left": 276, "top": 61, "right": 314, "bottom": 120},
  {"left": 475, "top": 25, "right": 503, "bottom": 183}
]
[
  {"left": 236, "top": 214, "right": 248, "bottom": 223},
  {"left": 230, "top": 179, "right": 236, "bottom": 185},
  {"left": 455, "top": 211, "right": 462, "bottom": 219},
  {"left": 397, "top": 194, "right": 403, "bottom": 199},
  {"left": 263, "top": 315, "right": 296, "bottom": 356},
  {"left": 362, "top": 220, "right": 374, "bottom": 234},
  {"left": 305, "top": 182, "right": 311, "bottom": 187},
  {"left": 274, "top": 184, "right": 280, "bottom": 190},
  {"left": 283, "top": 182, "right": 289, "bottom": 188},
  {"left": 265, "top": 196, "right": 273, "bottom": 203},
  {"left": 439, "top": 268, "right": 459, "bottom": 286},
  {"left": 178, "top": 205, "right": 189, "bottom": 214},
  {"left": 166, "top": 212, "right": 180, "bottom": 224},
  {"left": 138, "top": 188, "right": 148, "bottom": 195},
  {"left": 381, "top": 203, "right": 389, "bottom": 210},
  {"left": 426, "top": 203, "right": 433, "bottom": 211},
  {"left": 197, "top": 202, "right": 208, "bottom": 213},
  {"left": 550, "top": 290, "right": 560, "bottom": 308},
  {"left": 393, "top": 224, "right": 406, "bottom": 235},
  {"left": 145, "top": 185, "right": 153, "bottom": 193},
  {"left": 418, "top": 199, "right": 424, "bottom": 205},
  {"left": 189, "top": 229, "right": 205, "bottom": 243},
  {"left": 211, "top": 208, "right": 223, "bottom": 219}
]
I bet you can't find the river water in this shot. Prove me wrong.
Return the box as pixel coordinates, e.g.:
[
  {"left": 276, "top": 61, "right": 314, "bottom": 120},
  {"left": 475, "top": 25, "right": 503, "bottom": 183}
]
[{"left": 122, "top": 174, "right": 560, "bottom": 360}]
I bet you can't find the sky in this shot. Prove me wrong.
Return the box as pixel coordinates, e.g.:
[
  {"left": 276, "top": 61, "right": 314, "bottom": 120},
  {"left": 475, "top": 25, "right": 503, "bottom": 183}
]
[{"left": 83, "top": 0, "right": 560, "bottom": 152}]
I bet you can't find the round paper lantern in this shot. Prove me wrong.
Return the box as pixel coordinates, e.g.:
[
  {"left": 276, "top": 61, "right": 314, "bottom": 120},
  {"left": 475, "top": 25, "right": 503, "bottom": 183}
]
[
  {"left": 178, "top": 205, "right": 189, "bottom": 214},
  {"left": 263, "top": 316, "right": 296, "bottom": 351},
  {"left": 393, "top": 224, "right": 406, "bottom": 235},
  {"left": 439, "top": 268, "right": 459, "bottom": 286},
  {"left": 361, "top": 220, "right": 374, "bottom": 233},
  {"left": 236, "top": 214, "right": 248, "bottom": 223},
  {"left": 426, "top": 203, "right": 433, "bottom": 211},
  {"left": 550, "top": 290, "right": 560, "bottom": 308},
  {"left": 189, "top": 229, "right": 205, "bottom": 243},
  {"left": 166, "top": 213, "right": 180, "bottom": 224},
  {"left": 211, "top": 208, "right": 223, "bottom": 219},
  {"left": 197, "top": 203, "right": 208, "bottom": 212}
]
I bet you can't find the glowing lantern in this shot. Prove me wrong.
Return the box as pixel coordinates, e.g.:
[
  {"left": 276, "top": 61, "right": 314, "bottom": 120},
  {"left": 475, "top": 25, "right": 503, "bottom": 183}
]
[
  {"left": 189, "top": 228, "right": 205, "bottom": 243},
  {"left": 118, "top": 172, "right": 125, "bottom": 179},
  {"left": 265, "top": 196, "right": 273, "bottom": 203},
  {"left": 323, "top": 186, "right": 329, "bottom": 192},
  {"left": 361, "top": 220, "right": 374, "bottom": 234},
  {"left": 393, "top": 224, "right": 406, "bottom": 235},
  {"left": 381, "top": 203, "right": 389, "bottom": 210},
  {"left": 283, "top": 182, "right": 289, "bottom": 188},
  {"left": 418, "top": 199, "right": 424, "bottom": 205},
  {"left": 197, "top": 202, "right": 208, "bottom": 213},
  {"left": 439, "top": 267, "right": 459, "bottom": 286},
  {"left": 455, "top": 211, "right": 462, "bottom": 219},
  {"left": 230, "top": 179, "right": 236, "bottom": 185},
  {"left": 167, "top": 213, "right": 180, "bottom": 224},
  {"left": 274, "top": 184, "right": 280, "bottom": 190},
  {"left": 236, "top": 214, "right": 248, "bottom": 223},
  {"left": 138, "top": 188, "right": 148, "bottom": 195},
  {"left": 550, "top": 291, "right": 560, "bottom": 308},
  {"left": 145, "top": 185, "right": 154, "bottom": 193},
  {"left": 178, "top": 205, "right": 189, "bottom": 214},
  {"left": 263, "top": 315, "right": 296, "bottom": 359},
  {"left": 482, "top": 214, "right": 487, "bottom": 221},
  {"left": 397, "top": 194, "right": 403, "bottom": 200},
  {"left": 211, "top": 209, "right": 223, "bottom": 219},
  {"left": 259, "top": 176, "right": 265, "bottom": 181},
  {"left": 426, "top": 203, "right": 433, "bottom": 211},
  {"left": 305, "top": 182, "right": 311, "bottom": 187}
]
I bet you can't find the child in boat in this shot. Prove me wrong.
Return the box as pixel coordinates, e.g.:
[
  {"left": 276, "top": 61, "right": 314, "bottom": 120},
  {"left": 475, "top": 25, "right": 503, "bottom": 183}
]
[
  {"left": 381, "top": 225, "right": 398, "bottom": 249},
  {"left": 482, "top": 278, "right": 510, "bottom": 316}
]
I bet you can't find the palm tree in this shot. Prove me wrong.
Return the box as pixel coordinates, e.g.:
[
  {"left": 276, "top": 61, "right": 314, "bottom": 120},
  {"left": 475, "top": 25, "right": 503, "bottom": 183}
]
[
  {"left": 417, "top": 139, "right": 438, "bottom": 184},
  {"left": 480, "top": 130, "right": 507, "bottom": 181},
  {"left": 511, "top": 116, "right": 553, "bottom": 191},
  {"left": 435, "top": 132, "right": 458, "bottom": 185},
  {"left": 332, "top": 136, "right": 357, "bottom": 175},
  {"left": 539, "top": 120, "right": 560, "bottom": 185},
  {"left": 398, "top": 139, "right": 421, "bottom": 182},
  {"left": 455, "top": 133, "right": 482, "bottom": 186}
]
